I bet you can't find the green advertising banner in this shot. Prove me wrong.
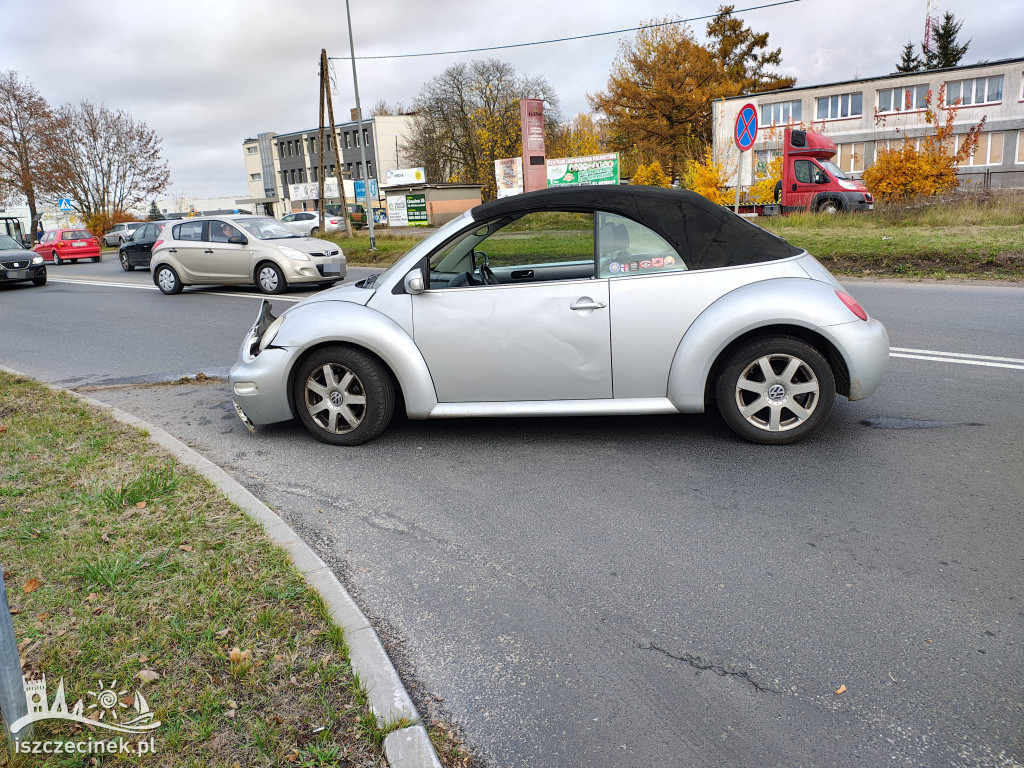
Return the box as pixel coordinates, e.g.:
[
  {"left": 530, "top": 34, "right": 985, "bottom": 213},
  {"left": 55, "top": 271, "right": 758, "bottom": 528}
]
[
  {"left": 406, "top": 194, "right": 428, "bottom": 226},
  {"left": 546, "top": 153, "right": 620, "bottom": 187}
]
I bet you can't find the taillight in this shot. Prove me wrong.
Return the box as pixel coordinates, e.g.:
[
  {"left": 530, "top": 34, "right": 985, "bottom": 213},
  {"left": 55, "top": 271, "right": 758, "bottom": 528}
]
[
  {"left": 329, "top": 219, "right": 339, "bottom": 224},
  {"left": 836, "top": 290, "right": 868, "bottom": 321},
  {"left": 154, "top": 240, "right": 164, "bottom": 249}
]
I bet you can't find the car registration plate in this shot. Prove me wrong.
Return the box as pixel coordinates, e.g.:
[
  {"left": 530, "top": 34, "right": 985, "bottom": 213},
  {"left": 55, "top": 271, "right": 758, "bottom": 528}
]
[
  {"left": 72, "top": 241, "right": 85, "bottom": 247},
  {"left": 3, "top": 269, "right": 30, "bottom": 279},
  {"left": 320, "top": 263, "right": 341, "bottom": 275}
]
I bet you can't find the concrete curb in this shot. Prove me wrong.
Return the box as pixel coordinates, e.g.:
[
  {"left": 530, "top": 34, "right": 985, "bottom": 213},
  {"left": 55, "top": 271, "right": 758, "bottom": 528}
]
[{"left": 0, "top": 365, "right": 441, "bottom": 768}]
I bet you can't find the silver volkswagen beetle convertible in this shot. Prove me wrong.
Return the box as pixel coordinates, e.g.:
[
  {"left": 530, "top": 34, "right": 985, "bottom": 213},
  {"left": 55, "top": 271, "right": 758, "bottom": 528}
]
[{"left": 229, "top": 187, "right": 888, "bottom": 445}]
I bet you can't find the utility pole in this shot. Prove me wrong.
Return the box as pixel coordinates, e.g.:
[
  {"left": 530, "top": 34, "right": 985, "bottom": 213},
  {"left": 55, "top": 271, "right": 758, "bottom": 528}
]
[
  {"left": 1, "top": 561, "right": 32, "bottom": 753},
  {"left": 321, "top": 49, "right": 354, "bottom": 239},
  {"left": 317, "top": 54, "right": 326, "bottom": 227},
  {"left": 345, "top": 0, "right": 376, "bottom": 250}
]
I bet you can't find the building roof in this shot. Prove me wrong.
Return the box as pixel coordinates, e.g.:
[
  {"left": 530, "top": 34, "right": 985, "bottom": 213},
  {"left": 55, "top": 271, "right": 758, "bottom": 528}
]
[{"left": 722, "top": 56, "right": 1024, "bottom": 102}]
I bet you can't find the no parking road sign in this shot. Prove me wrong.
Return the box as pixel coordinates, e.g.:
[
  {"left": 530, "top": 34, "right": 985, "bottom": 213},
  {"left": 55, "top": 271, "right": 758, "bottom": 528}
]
[{"left": 733, "top": 103, "right": 758, "bottom": 151}]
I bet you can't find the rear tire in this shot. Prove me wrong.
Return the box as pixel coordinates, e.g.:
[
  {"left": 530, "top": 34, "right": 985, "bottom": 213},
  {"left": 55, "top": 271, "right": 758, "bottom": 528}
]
[
  {"left": 293, "top": 346, "right": 395, "bottom": 445},
  {"left": 120, "top": 252, "right": 135, "bottom": 271},
  {"left": 715, "top": 336, "right": 835, "bottom": 445},
  {"left": 154, "top": 264, "right": 183, "bottom": 295},
  {"left": 310, "top": 226, "right": 320, "bottom": 236}
]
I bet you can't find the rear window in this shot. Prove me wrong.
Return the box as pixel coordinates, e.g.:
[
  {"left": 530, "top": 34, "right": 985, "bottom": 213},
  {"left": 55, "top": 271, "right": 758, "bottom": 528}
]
[
  {"left": 173, "top": 221, "right": 204, "bottom": 241},
  {"left": 62, "top": 230, "right": 92, "bottom": 240}
]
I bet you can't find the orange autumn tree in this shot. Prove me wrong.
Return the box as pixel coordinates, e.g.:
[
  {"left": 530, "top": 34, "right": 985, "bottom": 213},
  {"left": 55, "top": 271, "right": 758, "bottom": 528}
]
[
  {"left": 683, "top": 146, "right": 735, "bottom": 205},
  {"left": 631, "top": 161, "right": 672, "bottom": 187},
  {"left": 863, "top": 85, "right": 985, "bottom": 201}
]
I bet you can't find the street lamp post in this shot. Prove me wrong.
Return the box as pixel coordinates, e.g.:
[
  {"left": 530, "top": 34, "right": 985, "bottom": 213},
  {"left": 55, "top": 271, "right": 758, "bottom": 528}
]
[{"left": 344, "top": 0, "right": 375, "bottom": 250}]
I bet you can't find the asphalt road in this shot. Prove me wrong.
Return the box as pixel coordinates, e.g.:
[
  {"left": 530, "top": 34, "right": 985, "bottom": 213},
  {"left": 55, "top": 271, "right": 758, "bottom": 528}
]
[{"left": 2, "top": 260, "right": 1022, "bottom": 768}]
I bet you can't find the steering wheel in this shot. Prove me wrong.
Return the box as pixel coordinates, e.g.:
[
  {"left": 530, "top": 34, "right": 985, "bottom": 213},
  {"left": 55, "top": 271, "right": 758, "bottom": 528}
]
[{"left": 479, "top": 265, "right": 499, "bottom": 285}]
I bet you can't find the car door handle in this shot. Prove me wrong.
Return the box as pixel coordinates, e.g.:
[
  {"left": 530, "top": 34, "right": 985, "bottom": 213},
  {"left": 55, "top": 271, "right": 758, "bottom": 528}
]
[
  {"left": 167, "top": 248, "right": 177, "bottom": 253},
  {"left": 570, "top": 299, "right": 606, "bottom": 311},
  {"left": 204, "top": 249, "right": 214, "bottom": 254}
]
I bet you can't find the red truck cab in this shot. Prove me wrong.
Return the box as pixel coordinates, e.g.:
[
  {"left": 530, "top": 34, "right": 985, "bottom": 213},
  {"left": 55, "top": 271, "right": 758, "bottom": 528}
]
[{"left": 776, "top": 129, "right": 873, "bottom": 214}]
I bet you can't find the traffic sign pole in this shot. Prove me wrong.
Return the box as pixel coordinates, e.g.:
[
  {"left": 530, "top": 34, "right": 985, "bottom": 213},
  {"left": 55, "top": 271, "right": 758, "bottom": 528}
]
[{"left": 732, "top": 103, "right": 758, "bottom": 215}]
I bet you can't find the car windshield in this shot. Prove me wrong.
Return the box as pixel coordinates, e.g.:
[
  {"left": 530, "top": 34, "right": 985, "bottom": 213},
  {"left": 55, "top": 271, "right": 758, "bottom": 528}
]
[
  {"left": 236, "top": 216, "right": 303, "bottom": 240},
  {"left": 819, "top": 160, "right": 849, "bottom": 180},
  {"left": 0, "top": 234, "right": 22, "bottom": 249},
  {"left": 63, "top": 230, "right": 92, "bottom": 240}
]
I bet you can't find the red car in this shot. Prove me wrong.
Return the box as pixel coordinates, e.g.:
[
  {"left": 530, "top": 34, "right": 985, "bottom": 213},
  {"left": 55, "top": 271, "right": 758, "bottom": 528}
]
[{"left": 33, "top": 228, "right": 101, "bottom": 264}]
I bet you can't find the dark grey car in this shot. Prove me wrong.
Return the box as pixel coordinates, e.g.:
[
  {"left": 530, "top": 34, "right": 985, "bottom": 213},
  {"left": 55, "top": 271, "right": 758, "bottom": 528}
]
[{"left": 0, "top": 234, "right": 46, "bottom": 287}]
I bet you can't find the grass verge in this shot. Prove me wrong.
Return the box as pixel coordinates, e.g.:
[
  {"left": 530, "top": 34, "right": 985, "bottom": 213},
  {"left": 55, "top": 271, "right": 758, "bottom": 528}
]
[{"left": 0, "top": 372, "right": 415, "bottom": 766}]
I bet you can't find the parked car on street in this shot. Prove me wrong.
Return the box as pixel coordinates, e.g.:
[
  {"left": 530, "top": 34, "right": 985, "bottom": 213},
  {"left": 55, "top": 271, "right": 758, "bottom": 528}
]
[
  {"left": 102, "top": 221, "right": 147, "bottom": 247},
  {"left": 118, "top": 220, "right": 178, "bottom": 271},
  {"left": 33, "top": 229, "right": 101, "bottom": 264},
  {"left": 230, "top": 186, "right": 889, "bottom": 446},
  {"left": 0, "top": 234, "right": 46, "bottom": 287},
  {"left": 150, "top": 215, "right": 345, "bottom": 295},
  {"left": 280, "top": 211, "right": 346, "bottom": 236},
  {"left": 326, "top": 203, "right": 367, "bottom": 230}
]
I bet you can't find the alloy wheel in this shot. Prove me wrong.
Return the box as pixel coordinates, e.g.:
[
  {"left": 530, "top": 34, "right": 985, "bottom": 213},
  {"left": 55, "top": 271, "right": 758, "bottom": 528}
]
[
  {"left": 303, "top": 364, "right": 367, "bottom": 434},
  {"left": 734, "top": 354, "right": 820, "bottom": 432}
]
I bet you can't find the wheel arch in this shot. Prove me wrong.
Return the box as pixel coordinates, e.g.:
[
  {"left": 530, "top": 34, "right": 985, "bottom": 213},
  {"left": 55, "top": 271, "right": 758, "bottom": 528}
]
[
  {"left": 253, "top": 258, "right": 285, "bottom": 285},
  {"left": 666, "top": 278, "right": 858, "bottom": 413}
]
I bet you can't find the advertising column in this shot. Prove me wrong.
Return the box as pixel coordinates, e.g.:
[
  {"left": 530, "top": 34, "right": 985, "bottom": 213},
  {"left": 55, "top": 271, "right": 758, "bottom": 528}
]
[{"left": 519, "top": 99, "right": 546, "bottom": 193}]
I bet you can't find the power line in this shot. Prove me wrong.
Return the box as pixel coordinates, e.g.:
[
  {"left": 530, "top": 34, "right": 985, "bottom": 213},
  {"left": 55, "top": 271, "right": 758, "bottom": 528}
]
[{"left": 328, "top": 0, "right": 805, "bottom": 61}]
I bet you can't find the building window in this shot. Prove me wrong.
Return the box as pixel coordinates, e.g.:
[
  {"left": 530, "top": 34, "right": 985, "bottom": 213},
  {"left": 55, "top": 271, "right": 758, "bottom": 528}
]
[
  {"left": 354, "top": 131, "right": 361, "bottom": 147},
  {"left": 346, "top": 163, "right": 353, "bottom": 177},
  {"left": 250, "top": 172, "right": 261, "bottom": 181},
  {"left": 366, "top": 160, "right": 373, "bottom": 179},
  {"left": 363, "top": 128, "right": 370, "bottom": 146},
  {"left": 329, "top": 164, "right": 335, "bottom": 176},
  {"left": 299, "top": 168, "right": 306, "bottom": 183},
  {"left": 947, "top": 75, "right": 1003, "bottom": 107},
  {"left": 289, "top": 169, "right": 296, "bottom": 184},
  {"left": 754, "top": 148, "right": 782, "bottom": 178},
  {"left": 355, "top": 162, "right": 362, "bottom": 179},
  {"left": 956, "top": 132, "right": 1004, "bottom": 166},
  {"left": 246, "top": 146, "right": 258, "bottom": 155},
  {"left": 279, "top": 144, "right": 285, "bottom": 158},
  {"left": 760, "top": 100, "right": 801, "bottom": 126},
  {"left": 310, "top": 137, "right": 317, "bottom": 153},
  {"left": 834, "top": 143, "right": 865, "bottom": 173},
  {"left": 345, "top": 133, "right": 352, "bottom": 148},
  {"left": 816, "top": 92, "right": 863, "bottom": 120},
  {"left": 1017, "top": 131, "right": 1024, "bottom": 164},
  {"left": 311, "top": 167, "right": 318, "bottom": 182},
  {"left": 878, "top": 84, "right": 929, "bottom": 113}
]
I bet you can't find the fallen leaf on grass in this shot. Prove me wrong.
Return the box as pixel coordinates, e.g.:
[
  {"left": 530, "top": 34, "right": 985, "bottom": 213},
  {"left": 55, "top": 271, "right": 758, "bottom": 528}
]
[
  {"left": 834, "top": 684, "right": 847, "bottom": 695},
  {"left": 23, "top": 578, "right": 42, "bottom": 593},
  {"left": 87, "top": 710, "right": 101, "bottom": 722},
  {"left": 9, "top": 608, "right": 20, "bottom": 615},
  {"left": 86, "top": 593, "right": 99, "bottom": 603},
  {"left": 227, "top": 699, "right": 238, "bottom": 710},
  {"left": 138, "top": 655, "right": 148, "bottom": 663},
  {"left": 215, "top": 628, "right": 230, "bottom": 638},
  {"left": 135, "top": 501, "right": 146, "bottom": 509},
  {"left": 0, "top": 424, "right": 7, "bottom": 433},
  {"left": 30, "top": 529, "right": 40, "bottom": 538},
  {"left": 178, "top": 545, "right": 193, "bottom": 552},
  {"left": 136, "top": 670, "right": 160, "bottom": 683},
  {"left": 37, "top": 612, "right": 50, "bottom": 621},
  {"left": 101, "top": 532, "right": 110, "bottom": 543},
  {"left": 224, "top": 709, "right": 236, "bottom": 719}
]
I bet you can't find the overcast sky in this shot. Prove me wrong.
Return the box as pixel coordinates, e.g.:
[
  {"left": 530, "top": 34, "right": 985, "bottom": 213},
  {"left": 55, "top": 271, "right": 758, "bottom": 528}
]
[{"left": 2, "top": 0, "right": 1019, "bottom": 198}]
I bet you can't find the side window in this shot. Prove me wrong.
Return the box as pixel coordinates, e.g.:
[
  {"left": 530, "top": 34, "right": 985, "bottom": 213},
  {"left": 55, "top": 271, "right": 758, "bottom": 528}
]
[
  {"left": 597, "top": 212, "right": 685, "bottom": 277},
  {"left": 140, "top": 224, "right": 157, "bottom": 240},
  {"left": 175, "top": 221, "right": 204, "bottom": 241},
  {"left": 208, "top": 220, "right": 243, "bottom": 243},
  {"left": 428, "top": 211, "right": 594, "bottom": 289},
  {"left": 794, "top": 160, "right": 816, "bottom": 184},
  {"left": 281, "top": 214, "right": 295, "bottom": 222}
]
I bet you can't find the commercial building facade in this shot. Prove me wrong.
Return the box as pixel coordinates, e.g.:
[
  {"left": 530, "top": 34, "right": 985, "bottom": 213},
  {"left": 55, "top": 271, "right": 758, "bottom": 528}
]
[
  {"left": 239, "top": 115, "right": 414, "bottom": 217},
  {"left": 713, "top": 57, "right": 1024, "bottom": 191}
]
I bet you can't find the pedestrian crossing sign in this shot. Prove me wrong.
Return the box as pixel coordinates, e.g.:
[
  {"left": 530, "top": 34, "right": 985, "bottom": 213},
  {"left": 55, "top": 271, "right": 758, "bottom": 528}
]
[{"left": 58, "top": 199, "right": 72, "bottom": 211}]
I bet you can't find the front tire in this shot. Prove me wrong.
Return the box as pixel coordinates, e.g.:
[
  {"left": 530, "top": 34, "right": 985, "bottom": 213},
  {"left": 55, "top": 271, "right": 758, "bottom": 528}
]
[
  {"left": 120, "top": 252, "right": 135, "bottom": 271},
  {"left": 256, "top": 261, "right": 286, "bottom": 294},
  {"left": 715, "top": 336, "right": 835, "bottom": 445},
  {"left": 293, "top": 346, "right": 395, "bottom": 445},
  {"left": 52, "top": 251, "right": 61, "bottom": 265},
  {"left": 818, "top": 198, "right": 841, "bottom": 214},
  {"left": 32, "top": 271, "right": 47, "bottom": 286},
  {"left": 155, "top": 264, "right": 183, "bottom": 295}
]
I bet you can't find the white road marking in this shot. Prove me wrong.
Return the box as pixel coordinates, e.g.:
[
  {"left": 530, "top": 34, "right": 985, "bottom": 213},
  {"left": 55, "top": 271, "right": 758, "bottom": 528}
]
[
  {"left": 890, "top": 347, "right": 1024, "bottom": 365},
  {"left": 47, "top": 277, "right": 301, "bottom": 302},
  {"left": 890, "top": 353, "right": 1024, "bottom": 371}
]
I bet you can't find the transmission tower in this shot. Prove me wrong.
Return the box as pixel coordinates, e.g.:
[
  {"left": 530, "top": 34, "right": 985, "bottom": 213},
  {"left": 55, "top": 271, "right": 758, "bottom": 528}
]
[{"left": 923, "top": 0, "right": 940, "bottom": 59}]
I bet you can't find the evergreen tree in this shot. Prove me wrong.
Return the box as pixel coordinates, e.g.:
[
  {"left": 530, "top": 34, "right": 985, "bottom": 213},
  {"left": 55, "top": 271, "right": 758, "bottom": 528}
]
[
  {"left": 895, "top": 41, "right": 921, "bottom": 73},
  {"left": 147, "top": 200, "right": 162, "bottom": 220},
  {"left": 922, "top": 11, "right": 970, "bottom": 70}
]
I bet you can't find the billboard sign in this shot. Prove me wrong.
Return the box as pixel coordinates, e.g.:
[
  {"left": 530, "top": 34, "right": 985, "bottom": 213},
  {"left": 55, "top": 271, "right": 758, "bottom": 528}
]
[
  {"left": 353, "top": 178, "right": 379, "bottom": 202},
  {"left": 406, "top": 194, "right": 428, "bottom": 225},
  {"left": 519, "top": 98, "right": 547, "bottom": 193},
  {"left": 384, "top": 167, "right": 426, "bottom": 186},
  {"left": 386, "top": 195, "right": 408, "bottom": 226},
  {"left": 289, "top": 177, "right": 339, "bottom": 201},
  {"left": 494, "top": 157, "right": 524, "bottom": 198},
  {"left": 546, "top": 153, "right": 620, "bottom": 187}
]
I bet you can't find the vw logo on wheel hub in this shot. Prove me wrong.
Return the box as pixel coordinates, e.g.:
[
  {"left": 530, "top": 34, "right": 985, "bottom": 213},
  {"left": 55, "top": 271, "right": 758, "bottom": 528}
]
[
  {"left": 767, "top": 384, "right": 786, "bottom": 401},
  {"left": 329, "top": 391, "right": 343, "bottom": 406}
]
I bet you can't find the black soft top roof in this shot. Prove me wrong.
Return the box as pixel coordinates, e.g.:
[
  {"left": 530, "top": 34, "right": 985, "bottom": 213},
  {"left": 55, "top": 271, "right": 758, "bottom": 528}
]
[{"left": 472, "top": 186, "right": 800, "bottom": 270}]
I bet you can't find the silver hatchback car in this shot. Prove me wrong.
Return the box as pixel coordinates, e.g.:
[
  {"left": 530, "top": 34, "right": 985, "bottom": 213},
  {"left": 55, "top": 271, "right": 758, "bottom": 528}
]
[
  {"left": 151, "top": 215, "right": 345, "bottom": 295},
  {"left": 230, "top": 187, "right": 888, "bottom": 445}
]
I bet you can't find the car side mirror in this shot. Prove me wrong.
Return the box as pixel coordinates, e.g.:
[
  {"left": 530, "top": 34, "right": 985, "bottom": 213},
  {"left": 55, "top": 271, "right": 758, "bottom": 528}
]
[
  {"left": 228, "top": 234, "right": 247, "bottom": 245},
  {"left": 404, "top": 270, "right": 425, "bottom": 295},
  {"left": 815, "top": 172, "right": 828, "bottom": 184}
]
